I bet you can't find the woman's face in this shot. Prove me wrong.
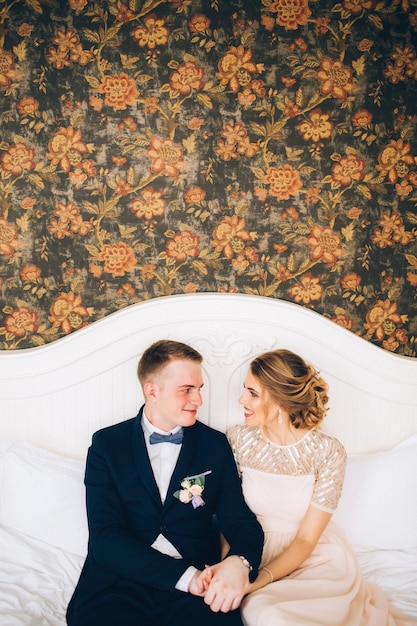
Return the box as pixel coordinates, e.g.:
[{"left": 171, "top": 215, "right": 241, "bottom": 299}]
[{"left": 239, "top": 370, "right": 278, "bottom": 427}]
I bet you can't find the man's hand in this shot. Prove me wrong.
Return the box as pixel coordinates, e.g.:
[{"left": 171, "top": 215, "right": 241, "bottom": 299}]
[
  {"left": 202, "top": 555, "right": 250, "bottom": 613},
  {"left": 188, "top": 567, "right": 212, "bottom": 597}
]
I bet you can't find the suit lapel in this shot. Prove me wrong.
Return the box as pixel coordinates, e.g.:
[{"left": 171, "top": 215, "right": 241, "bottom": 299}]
[
  {"left": 132, "top": 408, "right": 162, "bottom": 506},
  {"left": 163, "top": 424, "right": 196, "bottom": 511}
]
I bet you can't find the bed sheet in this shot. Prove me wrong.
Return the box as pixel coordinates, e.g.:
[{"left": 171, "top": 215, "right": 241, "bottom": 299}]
[
  {"left": 356, "top": 547, "right": 417, "bottom": 620},
  {"left": 1, "top": 525, "right": 416, "bottom": 624},
  {"left": 0, "top": 526, "right": 83, "bottom": 626}
]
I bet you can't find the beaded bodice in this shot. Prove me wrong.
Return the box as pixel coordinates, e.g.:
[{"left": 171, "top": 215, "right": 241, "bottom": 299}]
[{"left": 228, "top": 425, "right": 347, "bottom": 512}]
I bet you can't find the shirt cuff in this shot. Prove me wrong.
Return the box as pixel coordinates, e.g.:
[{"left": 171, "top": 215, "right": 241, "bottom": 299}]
[{"left": 175, "top": 566, "right": 198, "bottom": 592}]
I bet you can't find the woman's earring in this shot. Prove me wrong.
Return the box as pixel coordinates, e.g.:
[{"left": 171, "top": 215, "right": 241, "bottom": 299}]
[{"left": 278, "top": 409, "right": 283, "bottom": 425}]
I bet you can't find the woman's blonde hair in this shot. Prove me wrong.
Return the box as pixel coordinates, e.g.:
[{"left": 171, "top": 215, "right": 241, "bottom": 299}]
[{"left": 249, "top": 349, "right": 329, "bottom": 429}]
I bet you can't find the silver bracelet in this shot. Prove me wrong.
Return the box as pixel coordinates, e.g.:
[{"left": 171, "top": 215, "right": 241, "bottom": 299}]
[{"left": 238, "top": 555, "right": 253, "bottom": 572}]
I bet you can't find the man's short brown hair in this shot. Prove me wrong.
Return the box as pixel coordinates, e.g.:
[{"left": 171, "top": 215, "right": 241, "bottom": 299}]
[{"left": 137, "top": 339, "right": 203, "bottom": 386}]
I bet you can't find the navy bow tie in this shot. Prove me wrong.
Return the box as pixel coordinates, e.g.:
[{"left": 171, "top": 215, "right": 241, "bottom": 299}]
[{"left": 149, "top": 430, "right": 184, "bottom": 445}]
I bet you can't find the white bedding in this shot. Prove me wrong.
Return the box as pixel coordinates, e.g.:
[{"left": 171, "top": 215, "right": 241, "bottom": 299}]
[
  {"left": 0, "top": 529, "right": 416, "bottom": 625},
  {"left": 0, "top": 527, "right": 83, "bottom": 626},
  {"left": 0, "top": 531, "right": 416, "bottom": 625},
  {"left": 356, "top": 548, "right": 417, "bottom": 620},
  {"left": 0, "top": 441, "right": 85, "bottom": 625},
  {"left": 0, "top": 438, "right": 416, "bottom": 625}
]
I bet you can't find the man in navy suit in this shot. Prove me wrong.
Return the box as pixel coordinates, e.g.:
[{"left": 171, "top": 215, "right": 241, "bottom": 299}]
[{"left": 66, "top": 339, "right": 264, "bottom": 626}]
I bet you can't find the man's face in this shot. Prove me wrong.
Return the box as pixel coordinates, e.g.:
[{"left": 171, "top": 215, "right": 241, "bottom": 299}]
[{"left": 145, "top": 359, "right": 204, "bottom": 432}]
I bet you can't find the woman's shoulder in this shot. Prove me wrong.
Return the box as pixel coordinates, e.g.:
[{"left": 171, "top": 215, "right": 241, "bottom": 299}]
[
  {"left": 310, "top": 428, "right": 347, "bottom": 462},
  {"left": 310, "top": 428, "right": 345, "bottom": 447},
  {"left": 227, "top": 424, "right": 262, "bottom": 449},
  {"left": 227, "top": 423, "right": 244, "bottom": 437},
  {"left": 227, "top": 423, "right": 258, "bottom": 441},
  {"left": 227, "top": 423, "right": 243, "bottom": 448}
]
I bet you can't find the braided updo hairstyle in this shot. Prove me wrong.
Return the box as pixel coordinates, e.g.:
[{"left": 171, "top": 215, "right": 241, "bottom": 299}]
[{"left": 249, "top": 349, "right": 329, "bottom": 429}]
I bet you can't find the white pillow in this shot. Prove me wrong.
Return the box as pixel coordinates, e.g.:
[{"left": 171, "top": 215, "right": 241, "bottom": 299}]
[
  {"left": 333, "top": 435, "right": 417, "bottom": 550},
  {"left": 0, "top": 440, "right": 13, "bottom": 455},
  {"left": 0, "top": 440, "right": 88, "bottom": 556}
]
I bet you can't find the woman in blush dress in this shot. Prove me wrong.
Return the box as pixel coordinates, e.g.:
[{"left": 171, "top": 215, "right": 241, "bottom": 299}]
[{"left": 226, "top": 349, "right": 414, "bottom": 626}]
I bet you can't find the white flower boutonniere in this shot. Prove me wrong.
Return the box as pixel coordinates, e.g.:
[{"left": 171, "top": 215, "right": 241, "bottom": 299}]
[{"left": 174, "top": 470, "right": 212, "bottom": 509}]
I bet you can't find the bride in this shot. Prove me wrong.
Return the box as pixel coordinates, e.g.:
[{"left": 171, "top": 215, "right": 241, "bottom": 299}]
[{"left": 226, "top": 348, "right": 414, "bottom": 626}]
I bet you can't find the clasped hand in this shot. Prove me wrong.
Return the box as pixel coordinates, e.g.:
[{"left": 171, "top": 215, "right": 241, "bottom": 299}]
[{"left": 189, "top": 555, "right": 249, "bottom": 613}]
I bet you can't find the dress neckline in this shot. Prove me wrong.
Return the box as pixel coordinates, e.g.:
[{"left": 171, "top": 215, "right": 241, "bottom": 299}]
[{"left": 260, "top": 426, "right": 313, "bottom": 449}]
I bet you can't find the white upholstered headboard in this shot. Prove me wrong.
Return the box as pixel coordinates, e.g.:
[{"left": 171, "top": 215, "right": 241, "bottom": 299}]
[{"left": 0, "top": 293, "right": 416, "bottom": 459}]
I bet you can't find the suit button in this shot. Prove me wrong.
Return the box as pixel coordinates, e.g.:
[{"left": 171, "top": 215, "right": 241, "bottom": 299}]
[{"left": 160, "top": 525, "right": 166, "bottom": 531}]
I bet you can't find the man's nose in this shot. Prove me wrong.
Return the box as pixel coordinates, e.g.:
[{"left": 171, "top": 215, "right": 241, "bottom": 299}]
[{"left": 191, "top": 389, "right": 203, "bottom": 406}]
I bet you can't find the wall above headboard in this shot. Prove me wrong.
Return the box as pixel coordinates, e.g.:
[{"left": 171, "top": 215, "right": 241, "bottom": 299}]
[
  {"left": 0, "top": 294, "right": 416, "bottom": 459},
  {"left": 0, "top": 2, "right": 416, "bottom": 356}
]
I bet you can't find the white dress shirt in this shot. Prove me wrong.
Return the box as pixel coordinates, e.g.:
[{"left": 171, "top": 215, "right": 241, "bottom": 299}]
[{"left": 142, "top": 414, "right": 197, "bottom": 592}]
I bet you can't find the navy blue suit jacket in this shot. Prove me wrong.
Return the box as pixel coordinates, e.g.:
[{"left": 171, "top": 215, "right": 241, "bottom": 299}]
[{"left": 67, "top": 407, "right": 263, "bottom": 615}]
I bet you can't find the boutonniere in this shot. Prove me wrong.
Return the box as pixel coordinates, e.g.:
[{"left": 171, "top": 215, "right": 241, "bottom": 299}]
[{"left": 174, "top": 470, "right": 212, "bottom": 509}]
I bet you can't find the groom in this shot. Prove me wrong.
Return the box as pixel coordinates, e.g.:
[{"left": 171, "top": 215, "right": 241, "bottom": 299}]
[{"left": 66, "top": 339, "right": 264, "bottom": 626}]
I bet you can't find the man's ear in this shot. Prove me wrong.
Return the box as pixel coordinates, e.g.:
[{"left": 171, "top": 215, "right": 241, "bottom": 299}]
[{"left": 143, "top": 381, "right": 157, "bottom": 401}]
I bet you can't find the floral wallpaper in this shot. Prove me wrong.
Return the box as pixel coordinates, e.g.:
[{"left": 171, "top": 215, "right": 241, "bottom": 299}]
[{"left": 0, "top": 0, "right": 417, "bottom": 356}]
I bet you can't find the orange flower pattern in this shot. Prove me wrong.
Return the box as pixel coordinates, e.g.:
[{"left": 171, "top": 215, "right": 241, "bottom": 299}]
[
  {"left": 0, "top": 49, "right": 16, "bottom": 87},
  {"left": 1, "top": 143, "right": 36, "bottom": 176},
  {"left": 216, "top": 45, "right": 260, "bottom": 93},
  {"left": 98, "top": 73, "right": 140, "bottom": 111},
  {"left": 97, "top": 242, "right": 136, "bottom": 277},
  {"left": 47, "top": 127, "right": 90, "bottom": 173},
  {"left": 169, "top": 61, "right": 205, "bottom": 95},
  {"left": 131, "top": 187, "right": 166, "bottom": 220},
  {"left": 5, "top": 306, "right": 38, "bottom": 339},
  {"left": 269, "top": 0, "right": 312, "bottom": 30},
  {"left": 132, "top": 14, "right": 169, "bottom": 49},
  {"left": 264, "top": 165, "right": 302, "bottom": 200},
  {"left": 308, "top": 225, "right": 343, "bottom": 265},
  {"left": 0, "top": 220, "right": 20, "bottom": 257},
  {"left": 212, "top": 216, "right": 256, "bottom": 260},
  {"left": 147, "top": 136, "right": 184, "bottom": 178},
  {"left": 166, "top": 230, "right": 201, "bottom": 263},
  {"left": 0, "top": 1, "right": 416, "bottom": 356},
  {"left": 49, "top": 292, "right": 91, "bottom": 335},
  {"left": 298, "top": 109, "right": 333, "bottom": 142},
  {"left": 317, "top": 57, "right": 355, "bottom": 100}
]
